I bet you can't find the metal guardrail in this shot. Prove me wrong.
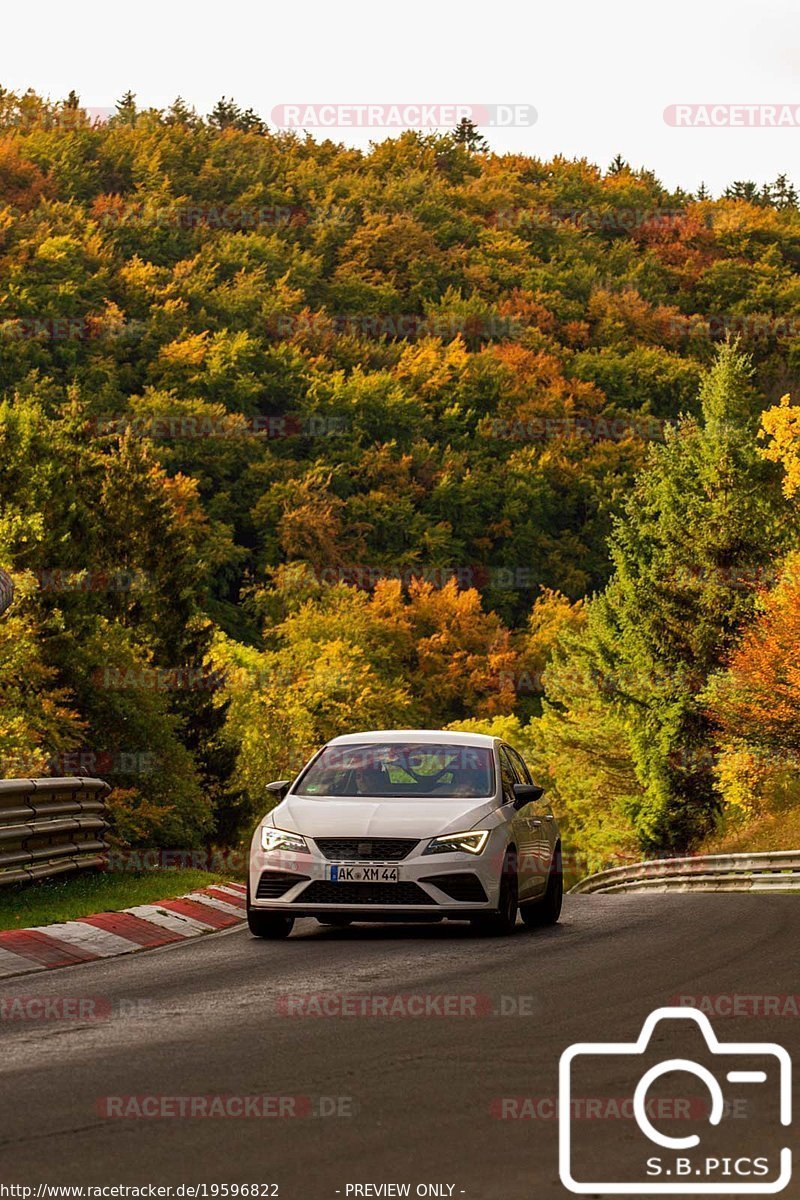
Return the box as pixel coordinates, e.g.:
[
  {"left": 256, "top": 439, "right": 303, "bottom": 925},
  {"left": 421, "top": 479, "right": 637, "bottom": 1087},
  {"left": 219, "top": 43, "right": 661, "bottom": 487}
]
[
  {"left": 0, "top": 568, "right": 13, "bottom": 617},
  {"left": 0, "top": 778, "right": 111, "bottom": 887},
  {"left": 569, "top": 849, "right": 800, "bottom": 894}
]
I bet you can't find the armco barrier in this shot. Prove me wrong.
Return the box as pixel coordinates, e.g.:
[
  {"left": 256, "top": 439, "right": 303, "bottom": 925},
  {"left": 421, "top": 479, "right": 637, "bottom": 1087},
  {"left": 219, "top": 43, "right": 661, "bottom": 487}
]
[
  {"left": 569, "top": 849, "right": 800, "bottom": 894},
  {"left": 0, "top": 777, "right": 111, "bottom": 886},
  {"left": 0, "top": 568, "right": 12, "bottom": 616}
]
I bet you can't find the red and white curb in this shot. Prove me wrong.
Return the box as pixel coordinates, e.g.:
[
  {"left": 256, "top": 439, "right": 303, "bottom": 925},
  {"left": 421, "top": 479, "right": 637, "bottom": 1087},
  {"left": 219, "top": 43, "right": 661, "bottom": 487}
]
[{"left": 0, "top": 883, "right": 247, "bottom": 979}]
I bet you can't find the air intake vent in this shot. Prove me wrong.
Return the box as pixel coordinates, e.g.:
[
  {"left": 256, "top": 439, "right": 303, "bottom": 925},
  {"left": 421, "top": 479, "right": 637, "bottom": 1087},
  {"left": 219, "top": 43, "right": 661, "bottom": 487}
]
[
  {"left": 314, "top": 838, "right": 419, "bottom": 861},
  {"left": 420, "top": 873, "right": 488, "bottom": 903},
  {"left": 256, "top": 871, "right": 309, "bottom": 899},
  {"left": 296, "top": 880, "right": 432, "bottom": 905}
]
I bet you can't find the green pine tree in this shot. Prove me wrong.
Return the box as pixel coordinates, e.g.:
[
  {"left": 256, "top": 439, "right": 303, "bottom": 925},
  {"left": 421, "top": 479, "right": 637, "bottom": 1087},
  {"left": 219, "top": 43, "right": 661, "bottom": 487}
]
[
  {"left": 452, "top": 117, "right": 489, "bottom": 153},
  {"left": 771, "top": 174, "right": 798, "bottom": 209},
  {"left": 114, "top": 90, "right": 137, "bottom": 125},
  {"left": 724, "top": 180, "right": 761, "bottom": 204},
  {"left": 166, "top": 96, "right": 199, "bottom": 127},
  {"left": 208, "top": 97, "right": 266, "bottom": 133},
  {"left": 540, "top": 343, "right": 788, "bottom": 856}
]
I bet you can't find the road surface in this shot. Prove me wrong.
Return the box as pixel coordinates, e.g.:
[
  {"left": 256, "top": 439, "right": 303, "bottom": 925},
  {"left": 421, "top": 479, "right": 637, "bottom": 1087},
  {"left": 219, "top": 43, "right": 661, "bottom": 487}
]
[{"left": 0, "top": 895, "right": 797, "bottom": 1198}]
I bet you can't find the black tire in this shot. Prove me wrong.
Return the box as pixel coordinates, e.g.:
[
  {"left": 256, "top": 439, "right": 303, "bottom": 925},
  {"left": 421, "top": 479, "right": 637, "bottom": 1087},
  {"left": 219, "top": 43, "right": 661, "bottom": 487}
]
[
  {"left": 520, "top": 845, "right": 563, "bottom": 928},
  {"left": 316, "top": 916, "right": 353, "bottom": 927},
  {"left": 246, "top": 881, "right": 295, "bottom": 939},
  {"left": 471, "top": 848, "right": 518, "bottom": 936},
  {"left": 247, "top": 908, "right": 295, "bottom": 939}
]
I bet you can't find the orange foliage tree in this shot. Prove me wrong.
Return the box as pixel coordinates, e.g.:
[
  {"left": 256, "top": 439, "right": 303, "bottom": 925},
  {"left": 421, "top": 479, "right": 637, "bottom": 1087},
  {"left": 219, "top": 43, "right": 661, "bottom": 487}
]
[{"left": 706, "top": 553, "right": 800, "bottom": 753}]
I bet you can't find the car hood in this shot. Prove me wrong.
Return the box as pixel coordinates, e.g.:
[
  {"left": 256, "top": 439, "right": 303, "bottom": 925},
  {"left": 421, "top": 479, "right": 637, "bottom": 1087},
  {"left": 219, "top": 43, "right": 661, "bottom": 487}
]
[{"left": 269, "top": 794, "right": 499, "bottom": 839}]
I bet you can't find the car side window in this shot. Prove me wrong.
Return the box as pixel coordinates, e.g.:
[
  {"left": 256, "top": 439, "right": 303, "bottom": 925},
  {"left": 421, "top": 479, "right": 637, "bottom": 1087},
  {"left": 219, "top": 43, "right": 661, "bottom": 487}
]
[
  {"left": 507, "top": 746, "right": 532, "bottom": 785},
  {"left": 498, "top": 747, "right": 517, "bottom": 804}
]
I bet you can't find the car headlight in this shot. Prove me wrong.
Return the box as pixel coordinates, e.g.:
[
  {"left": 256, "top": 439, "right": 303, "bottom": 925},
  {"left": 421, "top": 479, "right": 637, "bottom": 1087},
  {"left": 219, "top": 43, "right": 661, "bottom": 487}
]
[
  {"left": 261, "top": 827, "right": 308, "bottom": 854},
  {"left": 423, "top": 829, "right": 490, "bottom": 856}
]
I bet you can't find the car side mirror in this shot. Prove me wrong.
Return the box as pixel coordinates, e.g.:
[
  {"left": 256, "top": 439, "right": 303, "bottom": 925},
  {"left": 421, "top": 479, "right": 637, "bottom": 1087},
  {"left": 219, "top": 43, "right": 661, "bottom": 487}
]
[
  {"left": 512, "top": 782, "right": 544, "bottom": 809},
  {"left": 266, "top": 779, "right": 291, "bottom": 801}
]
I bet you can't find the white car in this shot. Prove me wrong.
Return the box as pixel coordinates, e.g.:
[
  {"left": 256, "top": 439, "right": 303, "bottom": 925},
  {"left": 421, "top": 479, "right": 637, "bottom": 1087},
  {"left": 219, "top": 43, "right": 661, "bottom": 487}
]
[{"left": 247, "top": 730, "right": 562, "bottom": 938}]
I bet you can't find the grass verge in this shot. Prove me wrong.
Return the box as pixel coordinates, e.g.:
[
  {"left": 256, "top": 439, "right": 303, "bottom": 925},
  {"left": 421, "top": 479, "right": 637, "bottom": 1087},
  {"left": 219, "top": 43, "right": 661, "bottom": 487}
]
[
  {"left": 699, "top": 805, "right": 800, "bottom": 857},
  {"left": 0, "top": 869, "right": 233, "bottom": 931}
]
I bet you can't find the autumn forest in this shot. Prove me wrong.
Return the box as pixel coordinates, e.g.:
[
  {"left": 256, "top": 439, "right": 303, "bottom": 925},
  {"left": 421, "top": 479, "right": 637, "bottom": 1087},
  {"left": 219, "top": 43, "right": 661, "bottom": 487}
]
[{"left": 2, "top": 89, "right": 800, "bottom": 870}]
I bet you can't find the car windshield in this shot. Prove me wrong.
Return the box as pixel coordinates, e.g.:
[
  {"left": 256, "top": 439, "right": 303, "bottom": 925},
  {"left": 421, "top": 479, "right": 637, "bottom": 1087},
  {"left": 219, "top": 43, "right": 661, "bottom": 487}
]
[{"left": 294, "top": 742, "right": 495, "bottom": 799}]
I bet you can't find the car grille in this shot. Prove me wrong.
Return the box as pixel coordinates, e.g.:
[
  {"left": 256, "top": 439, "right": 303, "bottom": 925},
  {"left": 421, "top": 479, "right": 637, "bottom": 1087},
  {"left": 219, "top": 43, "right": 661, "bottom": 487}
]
[
  {"left": 297, "top": 880, "right": 433, "bottom": 906},
  {"left": 256, "top": 871, "right": 310, "bottom": 899},
  {"left": 420, "top": 872, "right": 488, "bottom": 903},
  {"left": 313, "top": 838, "right": 420, "bottom": 862}
]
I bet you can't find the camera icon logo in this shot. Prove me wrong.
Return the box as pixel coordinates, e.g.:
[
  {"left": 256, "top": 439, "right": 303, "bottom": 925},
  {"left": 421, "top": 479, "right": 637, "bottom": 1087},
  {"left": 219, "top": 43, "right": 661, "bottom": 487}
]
[{"left": 559, "top": 1007, "right": 792, "bottom": 1194}]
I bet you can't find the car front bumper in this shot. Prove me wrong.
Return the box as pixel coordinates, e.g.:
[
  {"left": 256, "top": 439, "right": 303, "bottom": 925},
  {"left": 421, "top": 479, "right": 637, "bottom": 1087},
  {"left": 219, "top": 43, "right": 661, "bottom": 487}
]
[{"left": 248, "top": 833, "right": 507, "bottom": 918}]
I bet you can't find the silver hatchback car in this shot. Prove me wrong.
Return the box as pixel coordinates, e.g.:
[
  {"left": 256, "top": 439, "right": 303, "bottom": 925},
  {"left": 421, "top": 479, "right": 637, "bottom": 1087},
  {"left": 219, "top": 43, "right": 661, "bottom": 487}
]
[{"left": 247, "top": 730, "right": 562, "bottom": 938}]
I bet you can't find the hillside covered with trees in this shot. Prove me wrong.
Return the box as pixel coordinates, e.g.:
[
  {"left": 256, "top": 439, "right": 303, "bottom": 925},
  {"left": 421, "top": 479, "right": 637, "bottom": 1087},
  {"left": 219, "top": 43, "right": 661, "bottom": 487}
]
[{"left": 2, "top": 87, "right": 800, "bottom": 868}]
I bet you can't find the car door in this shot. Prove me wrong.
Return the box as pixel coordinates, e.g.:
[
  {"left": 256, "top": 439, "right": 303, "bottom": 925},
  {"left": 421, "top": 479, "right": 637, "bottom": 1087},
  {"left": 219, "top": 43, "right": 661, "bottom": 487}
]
[
  {"left": 498, "top": 745, "right": 537, "bottom": 901},
  {"left": 497, "top": 744, "right": 523, "bottom": 870},
  {"left": 505, "top": 745, "right": 553, "bottom": 896}
]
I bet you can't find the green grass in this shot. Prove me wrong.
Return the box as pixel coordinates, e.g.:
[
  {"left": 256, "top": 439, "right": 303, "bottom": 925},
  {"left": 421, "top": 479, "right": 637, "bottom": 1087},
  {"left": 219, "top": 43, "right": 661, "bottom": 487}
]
[{"left": 0, "top": 869, "right": 233, "bottom": 931}]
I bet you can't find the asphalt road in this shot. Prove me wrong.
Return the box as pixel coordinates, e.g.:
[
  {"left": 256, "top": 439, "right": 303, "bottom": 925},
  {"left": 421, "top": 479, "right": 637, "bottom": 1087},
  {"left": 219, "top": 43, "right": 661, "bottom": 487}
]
[{"left": 0, "top": 895, "right": 798, "bottom": 1199}]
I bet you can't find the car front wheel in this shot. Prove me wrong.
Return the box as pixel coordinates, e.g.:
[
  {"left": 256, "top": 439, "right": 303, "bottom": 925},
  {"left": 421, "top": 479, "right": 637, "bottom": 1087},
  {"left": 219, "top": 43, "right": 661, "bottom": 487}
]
[
  {"left": 520, "top": 845, "right": 563, "bottom": 928},
  {"left": 247, "top": 881, "right": 295, "bottom": 939},
  {"left": 471, "top": 848, "right": 518, "bottom": 936}
]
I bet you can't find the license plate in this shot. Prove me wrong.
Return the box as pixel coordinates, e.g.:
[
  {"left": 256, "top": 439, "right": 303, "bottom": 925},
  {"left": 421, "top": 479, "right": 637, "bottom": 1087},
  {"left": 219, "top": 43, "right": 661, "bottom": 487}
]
[{"left": 327, "top": 865, "right": 399, "bottom": 883}]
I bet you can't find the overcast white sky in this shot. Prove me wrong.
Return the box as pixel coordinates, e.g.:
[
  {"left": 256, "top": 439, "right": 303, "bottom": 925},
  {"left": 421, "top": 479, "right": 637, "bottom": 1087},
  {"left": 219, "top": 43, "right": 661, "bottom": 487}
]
[{"left": 3, "top": 0, "right": 798, "bottom": 194}]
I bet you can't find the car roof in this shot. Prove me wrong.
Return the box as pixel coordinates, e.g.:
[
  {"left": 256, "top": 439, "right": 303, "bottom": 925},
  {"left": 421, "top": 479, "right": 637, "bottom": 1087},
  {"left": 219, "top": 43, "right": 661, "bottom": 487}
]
[{"left": 326, "top": 729, "right": 497, "bottom": 748}]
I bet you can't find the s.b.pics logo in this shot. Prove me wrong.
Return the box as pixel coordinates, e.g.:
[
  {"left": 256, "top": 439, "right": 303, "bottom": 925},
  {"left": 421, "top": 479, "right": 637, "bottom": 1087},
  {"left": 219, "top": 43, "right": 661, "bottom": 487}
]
[{"left": 559, "top": 1007, "right": 791, "bottom": 1194}]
